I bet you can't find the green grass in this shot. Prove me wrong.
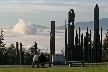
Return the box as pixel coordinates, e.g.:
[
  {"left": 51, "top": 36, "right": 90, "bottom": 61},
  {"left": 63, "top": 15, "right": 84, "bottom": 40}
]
[{"left": 0, "top": 67, "right": 108, "bottom": 72}]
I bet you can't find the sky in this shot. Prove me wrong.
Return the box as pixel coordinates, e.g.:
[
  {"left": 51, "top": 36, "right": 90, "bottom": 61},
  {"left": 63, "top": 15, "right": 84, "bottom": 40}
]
[
  {"left": 2, "top": 19, "right": 106, "bottom": 53},
  {"left": 3, "top": 26, "right": 106, "bottom": 53},
  {"left": 0, "top": 0, "right": 108, "bottom": 28}
]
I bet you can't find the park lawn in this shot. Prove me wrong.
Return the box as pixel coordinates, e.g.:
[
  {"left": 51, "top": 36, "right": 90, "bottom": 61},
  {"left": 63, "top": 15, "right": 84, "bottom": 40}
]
[{"left": 0, "top": 67, "right": 108, "bottom": 72}]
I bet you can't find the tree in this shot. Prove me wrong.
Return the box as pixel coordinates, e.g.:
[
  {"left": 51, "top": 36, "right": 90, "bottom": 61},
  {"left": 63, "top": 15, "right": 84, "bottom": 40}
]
[
  {"left": 0, "top": 29, "right": 6, "bottom": 65},
  {"left": 103, "top": 29, "right": 108, "bottom": 51},
  {"left": 102, "top": 29, "right": 108, "bottom": 61},
  {"left": 6, "top": 43, "right": 16, "bottom": 65},
  {"left": 0, "top": 29, "right": 5, "bottom": 48}
]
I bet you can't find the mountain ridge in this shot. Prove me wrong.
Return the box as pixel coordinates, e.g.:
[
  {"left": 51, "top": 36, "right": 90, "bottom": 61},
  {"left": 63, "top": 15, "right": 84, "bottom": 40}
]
[
  {"left": 56, "top": 18, "right": 108, "bottom": 30},
  {"left": 2, "top": 18, "right": 108, "bottom": 31}
]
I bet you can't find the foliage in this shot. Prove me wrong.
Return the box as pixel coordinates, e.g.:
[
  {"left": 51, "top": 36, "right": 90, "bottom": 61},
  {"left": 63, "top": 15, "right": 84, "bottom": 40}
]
[
  {"left": 0, "top": 30, "right": 50, "bottom": 65},
  {"left": 0, "top": 29, "right": 6, "bottom": 65},
  {"left": 0, "top": 42, "right": 50, "bottom": 65},
  {"left": 102, "top": 49, "right": 108, "bottom": 61},
  {"left": 0, "top": 29, "right": 5, "bottom": 48},
  {"left": 103, "top": 29, "right": 108, "bottom": 51},
  {"left": 0, "top": 28, "right": 50, "bottom": 65},
  {"left": 102, "top": 29, "right": 108, "bottom": 61},
  {"left": 2, "top": 29, "right": 108, "bottom": 64}
]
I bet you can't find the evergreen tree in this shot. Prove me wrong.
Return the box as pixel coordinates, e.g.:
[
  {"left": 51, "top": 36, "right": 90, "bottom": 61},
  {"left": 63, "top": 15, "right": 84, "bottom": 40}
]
[
  {"left": 0, "top": 29, "right": 5, "bottom": 48},
  {"left": 103, "top": 29, "right": 108, "bottom": 51},
  {"left": 7, "top": 43, "right": 16, "bottom": 65},
  {"left": 0, "top": 29, "right": 6, "bottom": 65},
  {"left": 102, "top": 29, "right": 108, "bottom": 61}
]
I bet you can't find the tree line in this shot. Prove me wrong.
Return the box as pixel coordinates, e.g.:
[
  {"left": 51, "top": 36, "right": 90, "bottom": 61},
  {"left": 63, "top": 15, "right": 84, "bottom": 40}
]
[
  {"left": 0, "top": 29, "right": 50, "bottom": 65},
  {"left": 0, "top": 29, "right": 108, "bottom": 65},
  {"left": 0, "top": 42, "right": 50, "bottom": 65}
]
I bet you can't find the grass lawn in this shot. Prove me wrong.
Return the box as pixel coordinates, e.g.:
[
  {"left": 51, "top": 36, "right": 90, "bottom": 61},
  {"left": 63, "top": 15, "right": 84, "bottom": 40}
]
[{"left": 0, "top": 67, "right": 108, "bottom": 72}]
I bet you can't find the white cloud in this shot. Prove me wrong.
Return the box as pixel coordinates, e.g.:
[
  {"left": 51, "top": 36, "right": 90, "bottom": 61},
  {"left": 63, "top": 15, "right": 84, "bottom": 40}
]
[{"left": 12, "top": 19, "right": 37, "bottom": 35}]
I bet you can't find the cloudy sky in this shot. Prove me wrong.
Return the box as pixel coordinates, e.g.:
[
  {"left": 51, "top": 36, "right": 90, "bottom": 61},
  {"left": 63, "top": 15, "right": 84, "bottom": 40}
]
[
  {"left": 0, "top": 0, "right": 107, "bottom": 53},
  {"left": 0, "top": 0, "right": 108, "bottom": 28},
  {"left": 2, "top": 19, "right": 106, "bottom": 53}
]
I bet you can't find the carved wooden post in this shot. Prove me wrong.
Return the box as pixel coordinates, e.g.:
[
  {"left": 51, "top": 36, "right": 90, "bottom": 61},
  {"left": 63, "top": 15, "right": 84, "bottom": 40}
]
[
  {"left": 84, "top": 27, "right": 89, "bottom": 61},
  {"left": 94, "top": 4, "right": 100, "bottom": 63},
  {"left": 50, "top": 21, "right": 55, "bottom": 62},
  {"left": 79, "top": 27, "right": 81, "bottom": 61},
  {"left": 100, "top": 27, "right": 102, "bottom": 62},
  {"left": 75, "top": 30, "right": 78, "bottom": 61},
  {"left": 89, "top": 30, "right": 91, "bottom": 62},
  {"left": 16, "top": 42, "right": 19, "bottom": 65},
  {"left": 68, "top": 9, "right": 75, "bottom": 61},
  {"left": 81, "top": 34, "right": 83, "bottom": 61},
  {"left": 20, "top": 43, "right": 23, "bottom": 65},
  {"left": 65, "top": 20, "right": 67, "bottom": 61},
  {"left": 34, "top": 42, "right": 37, "bottom": 55}
]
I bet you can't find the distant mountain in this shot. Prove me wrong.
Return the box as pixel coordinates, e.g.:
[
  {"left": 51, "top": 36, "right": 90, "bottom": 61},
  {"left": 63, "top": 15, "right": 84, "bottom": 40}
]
[
  {"left": 2, "top": 18, "right": 108, "bottom": 31},
  {"left": 32, "top": 24, "right": 50, "bottom": 29},
  {"left": 56, "top": 18, "right": 108, "bottom": 31}
]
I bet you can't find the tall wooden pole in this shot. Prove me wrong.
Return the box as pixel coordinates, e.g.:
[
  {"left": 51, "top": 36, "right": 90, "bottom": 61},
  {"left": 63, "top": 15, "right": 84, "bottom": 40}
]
[
  {"left": 20, "top": 43, "right": 23, "bottom": 65},
  {"left": 94, "top": 4, "right": 99, "bottom": 63},
  {"left": 16, "top": 42, "right": 19, "bottom": 65},
  {"left": 50, "top": 21, "right": 55, "bottom": 62},
  {"left": 65, "top": 20, "right": 67, "bottom": 61}
]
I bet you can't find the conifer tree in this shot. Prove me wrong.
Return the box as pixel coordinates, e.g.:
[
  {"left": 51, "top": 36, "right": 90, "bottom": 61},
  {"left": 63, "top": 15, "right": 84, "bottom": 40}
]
[
  {"left": 0, "top": 29, "right": 5, "bottom": 48},
  {"left": 103, "top": 29, "right": 108, "bottom": 51},
  {"left": 0, "top": 29, "right": 6, "bottom": 65},
  {"left": 102, "top": 29, "right": 108, "bottom": 61}
]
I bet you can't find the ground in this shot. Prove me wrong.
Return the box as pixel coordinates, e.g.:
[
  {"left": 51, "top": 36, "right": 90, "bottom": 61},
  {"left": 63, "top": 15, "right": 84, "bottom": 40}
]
[
  {"left": 0, "top": 64, "right": 108, "bottom": 72},
  {"left": 0, "top": 67, "right": 108, "bottom": 72}
]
